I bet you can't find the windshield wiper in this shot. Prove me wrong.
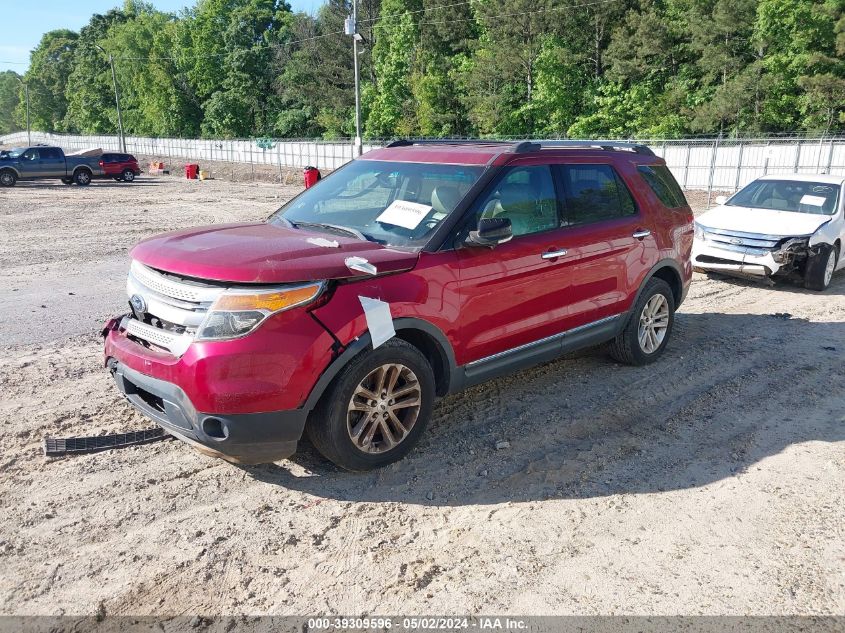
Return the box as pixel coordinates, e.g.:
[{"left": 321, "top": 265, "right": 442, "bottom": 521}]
[{"left": 290, "top": 221, "right": 368, "bottom": 241}]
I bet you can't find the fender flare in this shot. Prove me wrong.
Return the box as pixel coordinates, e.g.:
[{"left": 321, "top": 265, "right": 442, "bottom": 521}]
[
  {"left": 0, "top": 165, "right": 20, "bottom": 178},
  {"left": 626, "top": 258, "right": 686, "bottom": 322},
  {"left": 302, "top": 317, "right": 457, "bottom": 412},
  {"left": 72, "top": 165, "right": 93, "bottom": 176}
]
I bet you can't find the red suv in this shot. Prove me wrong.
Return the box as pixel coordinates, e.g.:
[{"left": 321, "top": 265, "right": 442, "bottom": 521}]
[
  {"left": 103, "top": 140, "right": 693, "bottom": 470},
  {"left": 99, "top": 152, "right": 141, "bottom": 182}
]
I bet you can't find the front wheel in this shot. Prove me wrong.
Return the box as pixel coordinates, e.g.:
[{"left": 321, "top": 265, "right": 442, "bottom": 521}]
[
  {"left": 0, "top": 170, "right": 17, "bottom": 187},
  {"left": 121, "top": 169, "right": 135, "bottom": 182},
  {"left": 804, "top": 243, "right": 838, "bottom": 291},
  {"left": 74, "top": 169, "right": 91, "bottom": 186},
  {"left": 306, "top": 339, "right": 435, "bottom": 471},
  {"left": 609, "top": 277, "right": 675, "bottom": 366}
]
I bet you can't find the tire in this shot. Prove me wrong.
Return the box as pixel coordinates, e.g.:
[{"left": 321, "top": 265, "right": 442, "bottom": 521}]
[
  {"left": 0, "top": 170, "right": 17, "bottom": 187},
  {"left": 121, "top": 169, "right": 135, "bottom": 182},
  {"left": 609, "top": 277, "right": 675, "bottom": 366},
  {"left": 61, "top": 177, "right": 73, "bottom": 185},
  {"left": 306, "top": 338, "right": 435, "bottom": 471},
  {"left": 804, "top": 243, "right": 837, "bottom": 291},
  {"left": 73, "top": 169, "right": 92, "bottom": 186}
]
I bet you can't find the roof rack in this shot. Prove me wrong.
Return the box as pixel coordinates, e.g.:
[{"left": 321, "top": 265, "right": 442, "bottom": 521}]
[
  {"left": 385, "top": 139, "right": 515, "bottom": 148},
  {"left": 385, "top": 138, "right": 655, "bottom": 156},
  {"left": 517, "top": 140, "right": 655, "bottom": 155}
]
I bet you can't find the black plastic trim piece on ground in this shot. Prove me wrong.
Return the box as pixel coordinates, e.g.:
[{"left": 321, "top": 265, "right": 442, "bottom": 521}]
[{"left": 43, "top": 428, "right": 170, "bottom": 457}]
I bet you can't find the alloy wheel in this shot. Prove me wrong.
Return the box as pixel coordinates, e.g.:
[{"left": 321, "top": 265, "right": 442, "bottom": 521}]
[
  {"left": 637, "top": 293, "right": 670, "bottom": 354},
  {"left": 824, "top": 250, "right": 836, "bottom": 287},
  {"left": 346, "top": 363, "right": 422, "bottom": 454}
]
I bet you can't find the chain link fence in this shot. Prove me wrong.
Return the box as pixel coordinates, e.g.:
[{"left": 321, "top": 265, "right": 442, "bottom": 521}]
[{"left": 2, "top": 131, "right": 844, "bottom": 194}]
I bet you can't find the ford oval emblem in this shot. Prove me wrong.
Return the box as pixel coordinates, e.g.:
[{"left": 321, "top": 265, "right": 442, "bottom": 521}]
[
  {"left": 130, "top": 294, "right": 147, "bottom": 315},
  {"left": 729, "top": 238, "right": 742, "bottom": 245}
]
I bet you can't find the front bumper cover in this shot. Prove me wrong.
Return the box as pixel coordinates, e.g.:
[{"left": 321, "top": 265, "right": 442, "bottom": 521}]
[
  {"left": 107, "top": 358, "right": 306, "bottom": 464},
  {"left": 692, "top": 240, "right": 782, "bottom": 276}
]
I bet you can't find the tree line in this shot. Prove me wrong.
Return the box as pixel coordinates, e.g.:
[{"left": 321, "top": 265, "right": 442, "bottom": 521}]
[{"left": 1, "top": 0, "right": 844, "bottom": 140}]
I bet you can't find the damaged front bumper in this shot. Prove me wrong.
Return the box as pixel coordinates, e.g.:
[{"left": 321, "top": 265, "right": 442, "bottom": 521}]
[{"left": 692, "top": 226, "right": 812, "bottom": 278}]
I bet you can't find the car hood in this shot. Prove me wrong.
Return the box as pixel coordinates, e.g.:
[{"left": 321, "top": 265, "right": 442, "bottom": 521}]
[
  {"left": 697, "top": 205, "right": 831, "bottom": 237},
  {"left": 130, "top": 222, "right": 420, "bottom": 284}
]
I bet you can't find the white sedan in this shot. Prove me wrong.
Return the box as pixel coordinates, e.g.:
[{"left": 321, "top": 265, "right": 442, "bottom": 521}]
[{"left": 692, "top": 174, "right": 844, "bottom": 290}]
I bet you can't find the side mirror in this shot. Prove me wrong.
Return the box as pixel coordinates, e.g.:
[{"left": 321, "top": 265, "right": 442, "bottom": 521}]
[
  {"left": 715, "top": 195, "right": 728, "bottom": 206},
  {"left": 467, "top": 217, "right": 513, "bottom": 248}
]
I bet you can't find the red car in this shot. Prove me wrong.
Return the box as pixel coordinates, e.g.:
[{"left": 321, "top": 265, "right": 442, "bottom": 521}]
[
  {"left": 103, "top": 140, "right": 693, "bottom": 470},
  {"left": 99, "top": 152, "right": 141, "bottom": 182}
]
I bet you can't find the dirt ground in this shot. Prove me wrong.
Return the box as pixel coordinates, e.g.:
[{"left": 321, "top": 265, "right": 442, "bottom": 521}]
[{"left": 0, "top": 173, "right": 843, "bottom": 617}]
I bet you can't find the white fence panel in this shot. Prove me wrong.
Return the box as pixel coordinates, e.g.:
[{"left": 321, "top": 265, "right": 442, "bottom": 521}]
[{"left": 4, "top": 131, "right": 845, "bottom": 192}]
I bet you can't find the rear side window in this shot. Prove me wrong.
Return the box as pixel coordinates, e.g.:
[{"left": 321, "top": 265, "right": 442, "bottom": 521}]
[
  {"left": 559, "top": 165, "right": 636, "bottom": 225},
  {"left": 41, "top": 148, "right": 62, "bottom": 160},
  {"left": 638, "top": 165, "right": 687, "bottom": 208}
]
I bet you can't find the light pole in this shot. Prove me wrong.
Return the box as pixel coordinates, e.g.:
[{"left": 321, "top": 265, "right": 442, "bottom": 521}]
[
  {"left": 15, "top": 77, "right": 30, "bottom": 146},
  {"left": 95, "top": 45, "right": 125, "bottom": 153},
  {"left": 345, "top": 0, "right": 363, "bottom": 157}
]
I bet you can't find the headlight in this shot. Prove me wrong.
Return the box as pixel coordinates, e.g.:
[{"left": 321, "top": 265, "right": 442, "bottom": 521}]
[
  {"left": 694, "top": 222, "right": 704, "bottom": 240},
  {"left": 196, "top": 282, "right": 324, "bottom": 341}
]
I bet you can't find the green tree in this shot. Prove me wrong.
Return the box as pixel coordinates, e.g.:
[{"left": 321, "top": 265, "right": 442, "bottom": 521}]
[
  {"left": 103, "top": 4, "right": 203, "bottom": 136},
  {"left": 183, "top": 0, "right": 293, "bottom": 138},
  {"left": 64, "top": 7, "right": 131, "bottom": 133},
  {"left": 16, "top": 29, "right": 78, "bottom": 132},
  {"left": 0, "top": 71, "right": 22, "bottom": 134},
  {"left": 275, "top": 1, "right": 358, "bottom": 138},
  {"left": 366, "top": 0, "right": 421, "bottom": 136}
]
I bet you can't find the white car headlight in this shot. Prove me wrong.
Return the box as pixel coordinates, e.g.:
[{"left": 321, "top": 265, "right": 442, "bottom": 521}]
[{"left": 196, "top": 282, "right": 324, "bottom": 341}]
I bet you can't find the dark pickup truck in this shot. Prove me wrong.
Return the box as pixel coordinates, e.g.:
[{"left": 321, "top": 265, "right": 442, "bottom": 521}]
[{"left": 0, "top": 146, "right": 104, "bottom": 187}]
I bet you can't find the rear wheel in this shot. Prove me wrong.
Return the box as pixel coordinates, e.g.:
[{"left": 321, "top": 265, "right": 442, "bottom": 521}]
[
  {"left": 0, "top": 170, "right": 16, "bottom": 187},
  {"left": 804, "top": 243, "right": 837, "bottom": 291},
  {"left": 74, "top": 169, "right": 91, "bottom": 186},
  {"left": 306, "top": 339, "right": 435, "bottom": 471},
  {"left": 121, "top": 169, "right": 135, "bottom": 182},
  {"left": 609, "top": 278, "right": 675, "bottom": 366}
]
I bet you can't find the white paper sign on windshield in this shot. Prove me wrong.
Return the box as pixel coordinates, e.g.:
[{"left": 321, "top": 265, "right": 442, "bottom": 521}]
[
  {"left": 800, "top": 194, "right": 826, "bottom": 207},
  {"left": 376, "top": 199, "right": 432, "bottom": 230}
]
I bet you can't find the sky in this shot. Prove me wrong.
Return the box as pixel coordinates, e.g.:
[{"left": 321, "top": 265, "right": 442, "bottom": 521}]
[{"left": 0, "top": 0, "right": 323, "bottom": 73}]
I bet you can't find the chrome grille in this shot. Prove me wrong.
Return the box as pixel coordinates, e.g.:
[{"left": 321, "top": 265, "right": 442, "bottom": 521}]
[
  {"left": 701, "top": 228, "right": 782, "bottom": 257},
  {"left": 124, "top": 261, "right": 224, "bottom": 356}
]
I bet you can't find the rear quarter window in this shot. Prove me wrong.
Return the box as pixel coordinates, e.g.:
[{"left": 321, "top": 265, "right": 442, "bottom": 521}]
[{"left": 638, "top": 165, "right": 687, "bottom": 209}]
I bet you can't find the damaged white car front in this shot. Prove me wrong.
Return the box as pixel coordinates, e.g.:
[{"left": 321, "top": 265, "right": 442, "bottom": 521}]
[{"left": 692, "top": 175, "right": 844, "bottom": 290}]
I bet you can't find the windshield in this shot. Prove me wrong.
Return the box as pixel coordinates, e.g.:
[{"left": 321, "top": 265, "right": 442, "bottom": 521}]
[
  {"left": 2, "top": 148, "right": 25, "bottom": 159},
  {"left": 270, "top": 160, "right": 484, "bottom": 248},
  {"left": 727, "top": 179, "right": 840, "bottom": 215}
]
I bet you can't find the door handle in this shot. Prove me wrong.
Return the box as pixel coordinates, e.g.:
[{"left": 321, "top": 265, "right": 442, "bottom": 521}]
[
  {"left": 632, "top": 229, "right": 651, "bottom": 240},
  {"left": 541, "top": 249, "right": 568, "bottom": 259}
]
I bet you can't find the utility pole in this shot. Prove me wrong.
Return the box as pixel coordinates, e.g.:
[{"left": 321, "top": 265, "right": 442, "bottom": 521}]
[
  {"left": 345, "top": 0, "right": 363, "bottom": 157},
  {"left": 96, "top": 45, "right": 126, "bottom": 153},
  {"left": 15, "top": 77, "right": 30, "bottom": 146}
]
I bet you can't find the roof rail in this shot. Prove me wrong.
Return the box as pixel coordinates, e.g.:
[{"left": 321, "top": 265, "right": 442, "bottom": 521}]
[
  {"left": 384, "top": 138, "right": 655, "bottom": 156},
  {"left": 518, "top": 140, "right": 655, "bottom": 156},
  {"left": 385, "top": 138, "right": 521, "bottom": 149}
]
